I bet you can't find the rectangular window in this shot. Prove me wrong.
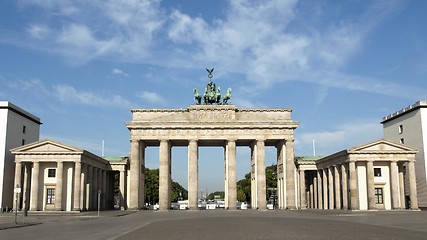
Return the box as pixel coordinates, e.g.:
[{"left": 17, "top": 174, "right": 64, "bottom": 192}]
[
  {"left": 23, "top": 125, "right": 26, "bottom": 134},
  {"left": 398, "top": 124, "right": 403, "bottom": 134},
  {"left": 374, "top": 168, "right": 382, "bottom": 177},
  {"left": 48, "top": 169, "right": 56, "bottom": 178},
  {"left": 375, "top": 188, "right": 383, "bottom": 204},
  {"left": 400, "top": 138, "right": 405, "bottom": 144},
  {"left": 22, "top": 139, "right": 25, "bottom": 146},
  {"left": 46, "top": 188, "right": 55, "bottom": 204}
]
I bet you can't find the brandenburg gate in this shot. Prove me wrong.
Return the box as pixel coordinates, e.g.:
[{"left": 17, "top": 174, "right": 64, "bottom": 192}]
[{"left": 125, "top": 70, "right": 298, "bottom": 210}]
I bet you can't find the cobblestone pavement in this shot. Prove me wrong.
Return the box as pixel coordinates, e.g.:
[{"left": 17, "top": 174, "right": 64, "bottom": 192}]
[{"left": 1, "top": 210, "right": 426, "bottom": 240}]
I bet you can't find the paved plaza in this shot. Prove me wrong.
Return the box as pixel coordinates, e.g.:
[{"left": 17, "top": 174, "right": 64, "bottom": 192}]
[{"left": 0, "top": 210, "right": 426, "bottom": 239}]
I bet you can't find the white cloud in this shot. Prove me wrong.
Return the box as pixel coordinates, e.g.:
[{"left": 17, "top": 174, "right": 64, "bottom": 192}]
[
  {"left": 112, "top": 68, "right": 129, "bottom": 77},
  {"left": 54, "top": 84, "right": 132, "bottom": 108},
  {"left": 297, "top": 120, "right": 383, "bottom": 156},
  {"left": 8, "top": 0, "right": 419, "bottom": 100},
  {"left": 27, "top": 25, "right": 50, "bottom": 39},
  {"left": 136, "top": 91, "right": 165, "bottom": 104}
]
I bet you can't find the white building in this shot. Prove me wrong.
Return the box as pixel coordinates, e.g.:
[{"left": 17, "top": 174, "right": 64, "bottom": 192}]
[
  {"left": 297, "top": 139, "right": 418, "bottom": 210},
  {"left": 11, "top": 139, "right": 128, "bottom": 212},
  {"left": 0, "top": 101, "right": 41, "bottom": 211},
  {"left": 382, "top": 101, "right": 427, "bottom": 208}
]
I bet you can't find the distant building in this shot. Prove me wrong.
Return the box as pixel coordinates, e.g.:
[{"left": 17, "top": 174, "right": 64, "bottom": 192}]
[
  {"left": 0, "top": 101, "right": 41, "bottom": 211},
  {"left": 382, "top": 100, "right": 427, "bottom": 208}
]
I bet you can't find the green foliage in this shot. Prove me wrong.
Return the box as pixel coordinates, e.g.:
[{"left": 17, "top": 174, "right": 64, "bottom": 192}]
[
  {"left": 144, "top": 168, "right": 188, "bottom": 205},
  {"left": 236, "top": 164, "right": 278, "bottom": 202},
  {"left": 207, "top": 191, "right": 224, "bottom": 200}
]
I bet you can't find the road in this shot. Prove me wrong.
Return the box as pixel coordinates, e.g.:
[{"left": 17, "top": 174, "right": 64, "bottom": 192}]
[{"left": 1, "top": 210, "right": 426, "bottom": 239}]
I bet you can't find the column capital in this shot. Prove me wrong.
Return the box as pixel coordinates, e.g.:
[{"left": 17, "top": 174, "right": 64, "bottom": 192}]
[{"left": 286, "top": 138, "right": 295, "bottom": 143}]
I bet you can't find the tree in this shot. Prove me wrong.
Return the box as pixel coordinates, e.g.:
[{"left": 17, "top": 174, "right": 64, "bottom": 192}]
[
  {"left": 236, "top": 164, "right": 278, "bottom": 202},
  {"left": 207, "top": 191, "right": 224, "bottom": 200},
  {"left": 144, "top": 168, "right": 188, "bottom": 205}
]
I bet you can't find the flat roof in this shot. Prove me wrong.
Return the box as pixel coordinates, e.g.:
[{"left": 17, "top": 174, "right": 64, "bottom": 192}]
[
  {"left": 381, "top": 100, "right": 427, "bottom": 124},
  {"left": 0, "top": 101, "right": 42, "bottom": 125}
]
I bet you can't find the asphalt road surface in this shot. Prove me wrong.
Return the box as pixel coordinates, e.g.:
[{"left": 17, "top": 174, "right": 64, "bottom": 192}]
[{"left": 1, "top": 210, "right": 426, "bottom": 240}]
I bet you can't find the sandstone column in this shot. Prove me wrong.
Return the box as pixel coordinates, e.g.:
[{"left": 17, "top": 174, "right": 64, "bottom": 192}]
[
  {"left": 102, "top": 170, "right": 107, "bottom": 210},
  {"left": 250, "top": 143, "right": 257, "bottom": 208},
  {"left": 139, "top": 142, "right": 146, "bottom": 209},
  {"left": 408, "top": 161, "right": 419, "bottom": 209},
  {"left": 349, "top": 161, "right": 359, "bottom": 210},
  {"left": 398, "top": 164, "right": 405, "bottom": 209},
  {"left": 309, "top": 182, "right": 314, "bottom": 209},
  {"left": 313, "top": 174, "right": 318, "bottom": 209},
  {"left": 129, "top": 139, "right": 140, "bottom": 210},
  {"left": 317, "top": 170, "right": 323, "bottom": 209},
  {"left": 54, "top": 161, "right": 64, "bottom": 211},
  {"left": 390, "top": 161, "right": 400, "bottom": 209},
  {"left": 120, "top": 169, "right": 126, "bottom": 210},
  {"left": 188, "top": 139, "right": 199, "bottom": 210},
  {"left": 13, "top": 161, "right": 22, "bottom": 210},
  {"left": 256, "top": 139, "right": 266, "bottom": 210},
  {"left": 30, "top": 161, "right": 40, "bottom": 211},
  {"left": 299, "top": 169, "right": 306, "bottom": 209},
  {"left": 159, "top": 139, "right": 171, "bottom": 210},
  {"left": 276, "top": 141, "right": 285, "bottom": 209},
  {"left": 86, "top": 165, "right": 92, "bottom": 210},
  {"left": 366, "top": 161, "right": 375, "bottom": 210},
  {"left": 285, "top": 139, "right": 296, "bottom": 209},
  {"left": 73, "top": 161, "right": 81, "bottom": 211},
  {"left": 323, "top": 168, "right": 328, "bottom": 209},
  {"left": 226, "top": 139, "right": 237, "bottom": 210},
  {"left": 92, "top": 167, "right": 98, "bottom": 210},
  {"left": 341, "top": 164, "right": 348, "bottom": 210},
  {"left": 334, "top": 165, "right": 341, "bottom": 209},
  {"left": 23, "top": 163, "right": 30, "bottom": 212},
  {"left": 80, "top": 164, "right": 86, "bottom": 211},
  {"left": 328, "top": 166, "right": 334, "bottom": 209}
]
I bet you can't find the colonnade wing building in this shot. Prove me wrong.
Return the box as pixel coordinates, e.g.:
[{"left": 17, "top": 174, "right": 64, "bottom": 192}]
[{"left": 298, "top": 139, "right": 418, "bottom": 210}]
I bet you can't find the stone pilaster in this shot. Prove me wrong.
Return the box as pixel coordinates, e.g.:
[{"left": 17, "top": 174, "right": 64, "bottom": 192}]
[
  {"left": 328, "top": 167, "right": 334, "bottom": 209},
  {"left": 299, "top": 170, "right": 306, "bottom": 209},
  {"left": 23, "top": 163, "right": 30, "bottom": 212},
  {"left": 323, "top": 168, "right": 328, "bottom": 209},
  {"left": 92, "top": 167, "right": 98, "bottom": 210},
  {"left": 390, "top": 161, "right": 400, "bottom": 209},
  {"left": 285, "top": 139, "right": 296, "bottom": 209},
  {"left": 188, "top": 139, "right": 198, "bottom": 210},
  {"left": 30, "top": 161, "right": 40, "bottom": 211},
  {"left": 102, "top": 170, "right": 107, "bottom": 210},
  {"left": 313, "top": 174, "right": 318, "bottom": 209},
  {"left": 55, "top": 161, "right": 64, "bottom": 211},
  {"left": 341, "top": 164, "right": 348, "bottom": 210},
  {"left": 256, "top": 139, "right": 266, "bottom": 210},
  {"left": 73, "top": 161, "right": 81, "bottom": 211},
  {"left": 159, "top": 139, "right": 171, "bottom": 210},
  {"left": 317, "top": 170, "right": 323, "bottom": 209},
  {"left": 80, "top": 164, "right": 86, "bottom": 211},
  {"left": 120, "top": 169, "right": 126, "bottom": 210},
  {"left": 334, "top": 165, "right": 341, "bottom": 209},
  {"left": 366, "top": 161, "right": 375, "bottom": 210},
  {"left": 408, "top": 161, "right": 419, "bottom": 210},
  {"left": 349, "top": 161, "right": 359, "bottom": 210},
  {"left": 398, "top": 164, "right": 405, "bottom": 209},
  {"left": 86, "top": 165, "right": 92, "bottom": 210},
  {"left": 13, "top": 161, "right": 22, "bottom": 211}
]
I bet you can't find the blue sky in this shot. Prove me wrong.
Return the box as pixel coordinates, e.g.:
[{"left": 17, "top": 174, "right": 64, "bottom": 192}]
[{"left": 1, "top": 0, "right": 426, "bottom": 192}]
